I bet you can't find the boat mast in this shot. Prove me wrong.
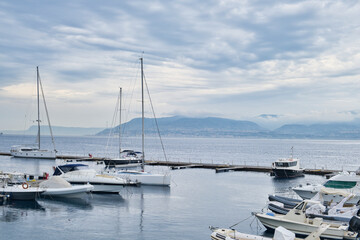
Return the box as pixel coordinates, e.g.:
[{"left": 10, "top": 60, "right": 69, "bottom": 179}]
[
  {"left": 291, "top": 146, "right": 294, "bottom": 159},
  {"left": 36, "top": 66, "right": 41, "bottom": 150},
  {"left": 119, "top": 87, "right": 122, "bottom": 157},
  {"left": 140, "top": 57, "right": 145, "bottom": 171}
]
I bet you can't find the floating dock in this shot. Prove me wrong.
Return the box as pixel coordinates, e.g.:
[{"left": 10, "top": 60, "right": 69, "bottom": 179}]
[{"left": 0, "top": 152, "right": 339, "bottom": 176}]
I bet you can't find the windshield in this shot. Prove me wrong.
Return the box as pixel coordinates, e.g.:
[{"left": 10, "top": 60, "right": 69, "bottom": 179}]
[{"left": 53, "top": 164, "right": 89, "bottom": 175}]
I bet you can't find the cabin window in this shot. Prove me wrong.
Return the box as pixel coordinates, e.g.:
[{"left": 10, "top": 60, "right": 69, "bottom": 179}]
[
  {"left": 275, "top": 162, "right": 289, "bottom": 167},
  {"left": 323, "top": 180, "right": 357, "bottom": 189}
]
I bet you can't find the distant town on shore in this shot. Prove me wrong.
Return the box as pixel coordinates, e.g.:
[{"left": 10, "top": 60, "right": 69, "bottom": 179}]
[{"left": 3, "top": 116, "right": 360, "bottom": 139}]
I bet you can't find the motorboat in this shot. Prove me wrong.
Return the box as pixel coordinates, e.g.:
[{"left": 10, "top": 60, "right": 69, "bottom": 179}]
[
  {"left": 256, "top": 200, "right": 358, "bottom": 239},
  {"left": 271, "top": 148, "right": 304, "bottom": 178},
  {"left": 10, "top": 67, "right": 57, "bottom": 159},
  {"left": 292, "top": 171, "right": 360, "bottom": 205},
  {"left": 108, "top": 169, "right": 171, "bottom": 186},
  {"left": 210, "top": 224, "right": 329, "bottom": 240},
  {"left": 0, "top": 174, "right": 44, "bottom": 201},
  {"left": 268, "top": 194, "right": 359, "bottom": 223},
  {"left": 37, "top": 176, "right": 93, "bottom": 199},
  {"left": 53, "top": 163, "right": 139, "bottom": 193}
]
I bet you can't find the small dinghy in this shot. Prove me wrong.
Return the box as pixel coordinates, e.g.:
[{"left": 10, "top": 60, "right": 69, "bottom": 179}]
[{"left": 39, "top": 176, "right": 93, "bottom": 199}]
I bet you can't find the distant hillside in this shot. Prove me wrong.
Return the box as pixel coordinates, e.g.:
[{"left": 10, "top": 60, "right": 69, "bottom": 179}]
[
  {"left": 3, "top": 126, "right": 104, "bottom": 136},
  {"left": 96, "top": 116, "right": 268, "bottom": 137},
  {"left": 273, "top": 122, "right": 360, "bottom": 139}
]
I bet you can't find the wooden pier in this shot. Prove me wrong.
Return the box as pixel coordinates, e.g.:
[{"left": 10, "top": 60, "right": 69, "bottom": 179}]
[{"left": 0, "top": 152, "right": 339, "bottom": 176}]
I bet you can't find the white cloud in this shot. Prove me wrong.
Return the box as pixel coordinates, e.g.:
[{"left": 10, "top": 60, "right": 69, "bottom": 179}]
[{"left": 1, "top": 1, "right": 360, "bottom": 130}]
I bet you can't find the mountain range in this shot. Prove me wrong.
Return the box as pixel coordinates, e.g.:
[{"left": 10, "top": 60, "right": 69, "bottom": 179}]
[
  {"left": 96, "top": 116, "right": 360, "bottom": 139},
  {"left": 3, "top": 116, "right": 360, "bottom": 139}
]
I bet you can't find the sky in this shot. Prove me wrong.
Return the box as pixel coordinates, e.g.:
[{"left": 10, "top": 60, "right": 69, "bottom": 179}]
[{"left": 1, "top": 0, "right": 360, "bottom": 130}]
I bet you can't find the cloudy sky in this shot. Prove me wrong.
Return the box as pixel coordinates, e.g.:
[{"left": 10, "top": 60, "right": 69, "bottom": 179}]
[{"left": 1, "top": 0, "right": 360, "bottom": 130}]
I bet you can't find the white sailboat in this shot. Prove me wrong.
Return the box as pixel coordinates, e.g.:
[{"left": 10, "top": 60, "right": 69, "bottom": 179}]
[
  {"left": 10, "top": 66, "right": 57, "bottom": 159},
  {"left": 111, "top": 58, "right": 171, "bottom": 186},
  {"left": 103, "top": 87, "right": 142, "bottom": 168}
]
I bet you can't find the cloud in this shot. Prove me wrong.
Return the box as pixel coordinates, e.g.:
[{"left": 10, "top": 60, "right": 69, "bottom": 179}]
[{"left": 1, "top": 1, "right": 360, "bottom": 129}]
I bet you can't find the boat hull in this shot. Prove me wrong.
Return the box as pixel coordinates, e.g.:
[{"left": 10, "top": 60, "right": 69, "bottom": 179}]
[
  {"left": 41, "top": 185, "right": 93, "bottom": 198},
  {"left": 292, "top": 186, "right": 360, "bottom": 205},
  {"left": 272, "top": 169, "right": 304, "bottom": 178},
  {"left": 1, "top": 187, "right": 44, "bottom": 200},
  {"left": 11, "top": 150, "right": 56, "bottom": 159},
  {"left": 116, "top": 172, "right": 171, "bottom": 186},
  {"left": 68, "top": 182, "right": 127, "bottom": 193}
]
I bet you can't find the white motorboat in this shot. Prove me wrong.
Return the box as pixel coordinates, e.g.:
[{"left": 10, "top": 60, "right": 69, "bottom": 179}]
[
  {"left": 10, "top": 67, "right": 57, "bottom": 159},
  {"left": 268, "top": 194, "right": 359, "bottom": 223},
  {"left": 256, "top": 200, "right": 358, "bottom": 240},
  {"left": 210, "top": 224, "right": 329, "bottom": 240},
  {"left": 109, "top": 169, "right": 171, "bottom": 186},
  {"left": 0, "top": 174, "right": 44, "bottom": 201},
  {"left": 38, "top": 176, "right": 93, "bottom": 199},
  {"left": 53, "top": 163, "right": 138, "bottom": 193},
  {"left": 292, "top": 171, "right": 360, "bottom": 205},
  {"left": 271, "top": 147, "right": 304, "bottom": 178}
]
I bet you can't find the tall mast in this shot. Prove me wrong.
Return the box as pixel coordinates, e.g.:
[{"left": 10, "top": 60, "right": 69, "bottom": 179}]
[
  {"left": 36, "top": 66, "right": 41, "bottom": 150},
  {"left": 119, "top": 87, "right": 122, "bottom": 157},
  {"left": 140, "top": 57, "right": 145, "bottom": 171}
]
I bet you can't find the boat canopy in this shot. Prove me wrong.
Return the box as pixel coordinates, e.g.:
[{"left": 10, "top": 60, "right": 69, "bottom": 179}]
[{"left": 323, "top": 180, "right": 357, "bottom": 189}]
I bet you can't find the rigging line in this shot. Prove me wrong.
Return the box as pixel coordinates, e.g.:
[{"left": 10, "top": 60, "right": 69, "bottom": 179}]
[
  {"left": 38, "top": 71, "right": 57, "bottom": 152},
  {"left": 143, "top": 73, "right": 168, "bottom": 162},
  {"left": 105, "top": 93, "right": 120, "bottom": 158},
  {"left": 122, "top": 60, "right": 140, "bottom": 137}
]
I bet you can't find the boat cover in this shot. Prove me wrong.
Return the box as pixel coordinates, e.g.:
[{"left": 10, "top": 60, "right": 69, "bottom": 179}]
[
  {"left": 305, "top": 203, "right": 326, "bottom": 215},
  {"left": 274, "top": 226, "right": 295, "bottom": 240},
  {"left": 39, "top": 176, "right": 72, "bottom": 188}
]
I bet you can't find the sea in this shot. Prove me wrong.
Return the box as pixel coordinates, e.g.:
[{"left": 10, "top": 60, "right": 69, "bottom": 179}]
[{"left": 1, "top": 134, "right": 360, "bottom": 239}]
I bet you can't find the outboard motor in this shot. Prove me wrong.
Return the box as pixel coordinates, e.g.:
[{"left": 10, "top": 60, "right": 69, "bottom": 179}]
[{"left": 349, "top": 216, "right": 360, "bottom": 233}]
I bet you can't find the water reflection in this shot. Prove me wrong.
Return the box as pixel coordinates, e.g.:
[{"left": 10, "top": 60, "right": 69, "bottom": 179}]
[{"left": 0, "top": 200, "right": 45, "bottom": 222}]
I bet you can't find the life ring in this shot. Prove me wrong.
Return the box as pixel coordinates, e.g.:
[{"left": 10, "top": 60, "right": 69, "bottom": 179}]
[{"left": 22, "top": 182, "right": 29, "bottom": 189}]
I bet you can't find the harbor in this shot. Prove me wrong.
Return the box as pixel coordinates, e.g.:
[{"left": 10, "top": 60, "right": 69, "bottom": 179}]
[
  {"left": 2, "top": 135, "right": 360, "bottom": 240},
  {"left": 0, "top": 151, "right": 338, "bottom": 176}
]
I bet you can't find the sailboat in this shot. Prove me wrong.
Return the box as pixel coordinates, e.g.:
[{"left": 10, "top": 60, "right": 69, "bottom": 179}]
[
  {"left": 10, "top": 66, "right": 57, "bottom": 159},
  {"left": 109, "top": 58, "right": 171, "bottom": 186},
  {"left": 103, "top": 87, "right": 143, "bottom": 168}
]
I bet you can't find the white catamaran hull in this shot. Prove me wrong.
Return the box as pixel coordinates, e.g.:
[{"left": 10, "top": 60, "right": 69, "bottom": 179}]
[
  {"left": 115, "top": 171, "right": 171, "bottom": 186},
  {"left": 11, "top": 150, "right": 56, "bottom": 159}
]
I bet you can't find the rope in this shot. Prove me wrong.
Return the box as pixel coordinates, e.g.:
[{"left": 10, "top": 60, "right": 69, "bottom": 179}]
[{"left": 229, "top": 214, "right": 254, "bottom": 229}]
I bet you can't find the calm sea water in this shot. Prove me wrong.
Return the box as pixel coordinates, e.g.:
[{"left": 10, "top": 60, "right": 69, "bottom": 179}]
[{"left": 1, "top": 135, "right": 360, "bottom": 239}]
